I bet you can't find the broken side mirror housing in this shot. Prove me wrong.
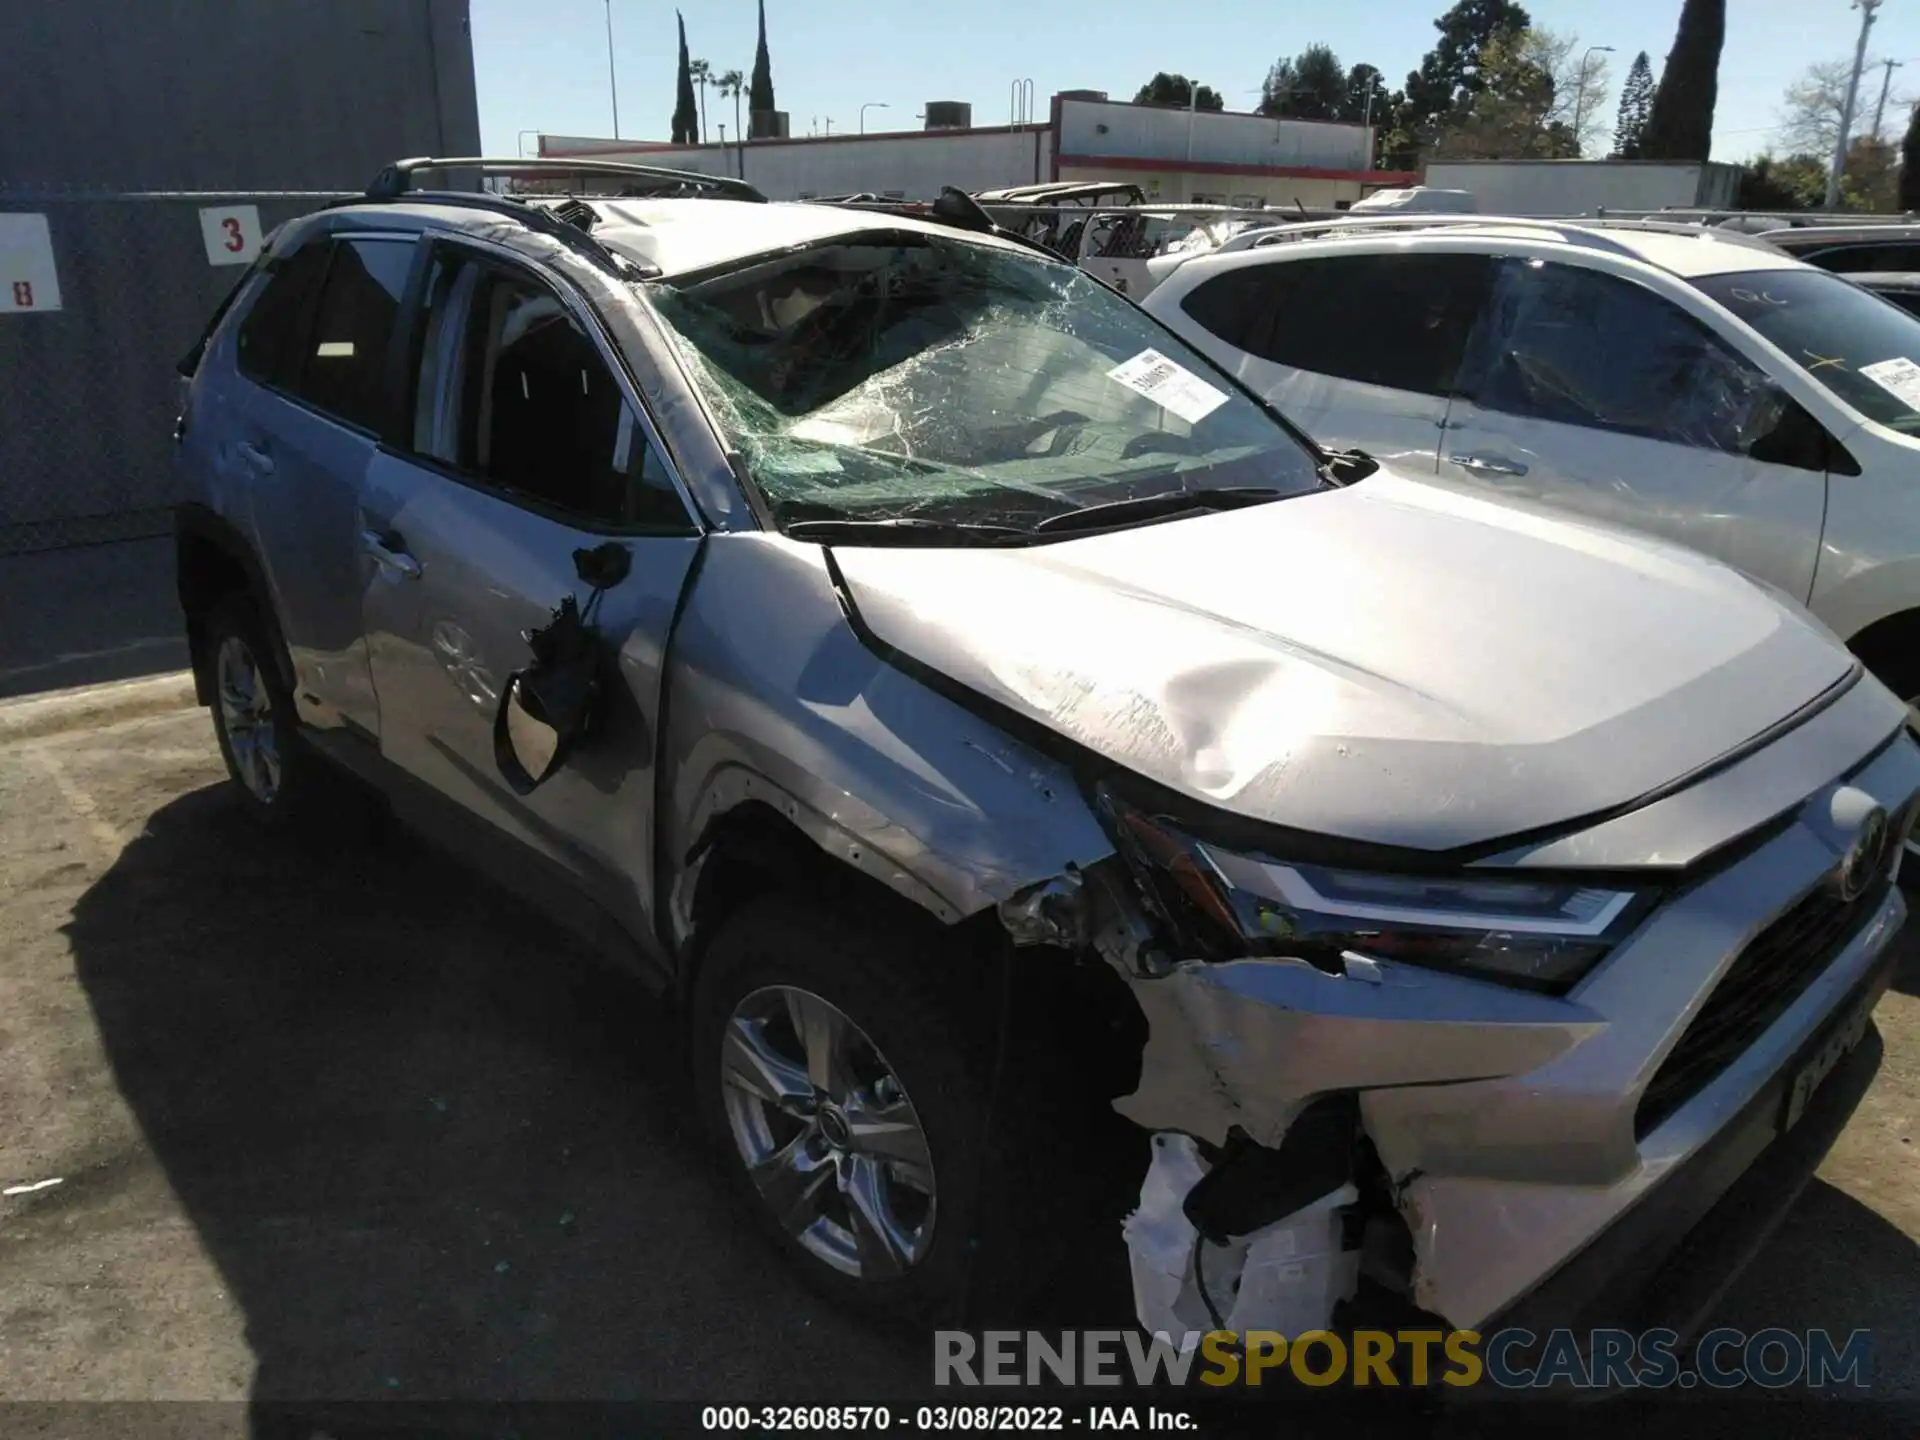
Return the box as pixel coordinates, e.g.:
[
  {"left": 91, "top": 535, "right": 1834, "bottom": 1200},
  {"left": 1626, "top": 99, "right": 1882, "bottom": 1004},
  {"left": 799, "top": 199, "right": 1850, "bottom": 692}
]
[{"left": 497, "top": 673, "right": 568, "bottom": 792}]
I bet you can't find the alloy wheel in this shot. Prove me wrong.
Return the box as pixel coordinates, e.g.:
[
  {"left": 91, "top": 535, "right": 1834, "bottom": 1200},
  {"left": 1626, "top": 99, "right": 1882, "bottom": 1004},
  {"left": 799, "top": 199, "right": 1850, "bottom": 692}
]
[
  {"left": 719, "top": 985, "right": 937, "bottom": 1280},
  {"left": 216, "top": 634, "right": 281, "bottom": 804}
]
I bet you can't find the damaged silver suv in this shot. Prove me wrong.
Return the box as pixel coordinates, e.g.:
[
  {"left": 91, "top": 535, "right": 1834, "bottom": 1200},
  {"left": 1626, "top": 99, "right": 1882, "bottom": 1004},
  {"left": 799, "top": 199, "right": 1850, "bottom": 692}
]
[{"left": 172, "top": 159, "right": 1918, "bottom": 1348}]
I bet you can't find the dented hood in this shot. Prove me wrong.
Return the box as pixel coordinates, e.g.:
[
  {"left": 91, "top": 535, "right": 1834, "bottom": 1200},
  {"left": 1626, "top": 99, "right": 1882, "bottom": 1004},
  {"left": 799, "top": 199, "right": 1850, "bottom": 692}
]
[{"left": 832, "top": 469, "right": 1855, "bottom": 851}]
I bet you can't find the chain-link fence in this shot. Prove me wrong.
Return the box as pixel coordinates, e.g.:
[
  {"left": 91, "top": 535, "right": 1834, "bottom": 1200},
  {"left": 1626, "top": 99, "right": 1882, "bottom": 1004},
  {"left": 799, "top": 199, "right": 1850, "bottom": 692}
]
[{"left": 0, "top": 189, "right": 349, "bottom": 556}]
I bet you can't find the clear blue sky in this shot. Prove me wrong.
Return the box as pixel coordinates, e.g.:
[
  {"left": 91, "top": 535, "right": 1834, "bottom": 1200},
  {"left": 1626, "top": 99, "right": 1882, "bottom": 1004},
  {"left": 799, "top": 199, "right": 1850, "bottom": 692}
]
[{"left": 472, "top": 0, "right": 1920, "bottom": 161}]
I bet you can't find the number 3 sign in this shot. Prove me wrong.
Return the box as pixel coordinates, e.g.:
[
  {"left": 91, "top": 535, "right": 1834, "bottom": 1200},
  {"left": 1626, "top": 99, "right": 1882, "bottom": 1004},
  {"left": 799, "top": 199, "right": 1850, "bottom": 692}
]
[{"left": 198, "top": 205, "right": 263, "bottom": 266}]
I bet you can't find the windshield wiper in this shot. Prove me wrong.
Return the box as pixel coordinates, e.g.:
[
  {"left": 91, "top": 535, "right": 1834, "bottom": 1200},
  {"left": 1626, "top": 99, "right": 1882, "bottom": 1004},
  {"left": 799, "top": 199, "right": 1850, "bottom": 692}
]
[
  {"left": 783, "top": 516, "right": 1031, "bottom": 546},
  {"left": 1031, "top": 485, "right": 1290, "bottom": 536}
]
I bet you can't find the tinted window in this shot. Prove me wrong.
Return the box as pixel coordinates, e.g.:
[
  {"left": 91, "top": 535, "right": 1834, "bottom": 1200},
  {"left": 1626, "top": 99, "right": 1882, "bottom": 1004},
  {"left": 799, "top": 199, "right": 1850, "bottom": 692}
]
[
  {"left": 295, "top": 237, "right": 416, "bottom": 432},
  {"left": 1463, "top": 260, "right": 1775, "bottom": 453},
  {"left": 235, "top": 242, "right": 330, "bottom": 388},
  {"left": 1801, "top": 242, "right": 1920, "bottom": 274},
  {"left": 451, "top": 267, "right": 684, "bottom": 528},
  {"left": 1693, "top": 267, "right": 1920, "bottom": 433},
  {"left": 1181, "top": 254, "right": 1494, "bottom": 396}
]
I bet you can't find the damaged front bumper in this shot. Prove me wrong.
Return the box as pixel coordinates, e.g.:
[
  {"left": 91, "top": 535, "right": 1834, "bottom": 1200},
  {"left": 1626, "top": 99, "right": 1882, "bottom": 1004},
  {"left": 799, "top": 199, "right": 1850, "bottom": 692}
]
[{"left": 1086, "top": 733, "right": 1919, "bottom": 1337}]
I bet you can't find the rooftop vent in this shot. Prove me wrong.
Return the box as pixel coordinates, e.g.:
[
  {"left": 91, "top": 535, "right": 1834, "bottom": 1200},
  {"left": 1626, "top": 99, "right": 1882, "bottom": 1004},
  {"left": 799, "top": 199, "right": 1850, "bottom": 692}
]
[{"left": 924, "top": 101, "right": 972, "bottom": 130}]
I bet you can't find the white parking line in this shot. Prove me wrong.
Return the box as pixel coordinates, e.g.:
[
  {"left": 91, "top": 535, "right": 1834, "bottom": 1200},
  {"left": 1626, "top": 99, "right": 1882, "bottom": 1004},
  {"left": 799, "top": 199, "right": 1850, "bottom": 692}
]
[{"left": 23, "top": 746, "right": 129, "bottom": 860}]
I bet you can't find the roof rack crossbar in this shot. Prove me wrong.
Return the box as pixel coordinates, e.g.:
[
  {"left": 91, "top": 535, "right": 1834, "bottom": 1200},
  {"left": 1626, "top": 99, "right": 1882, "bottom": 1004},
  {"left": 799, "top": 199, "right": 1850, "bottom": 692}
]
[
  {"left": 366, "top": 156, "right": 766, "bottom": 204},
  {"left": 332, "top": 185, "right": 657, "bottom": 281}
]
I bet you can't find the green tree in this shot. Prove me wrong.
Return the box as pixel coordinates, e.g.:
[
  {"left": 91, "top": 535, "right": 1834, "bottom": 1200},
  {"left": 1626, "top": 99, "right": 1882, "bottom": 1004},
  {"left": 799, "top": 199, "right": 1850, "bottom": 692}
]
[
  {"left": 1641, "top": 0, "right": 1725, "bottom": 160},
  {"left": 1844, "top": 135, "right": 1900, "bottom": 212},
  {"left": 749, "top": 0, "right": 776, "bottom": 124},
  {"left": 1611, "top": 50, "right": 1655, "bottom": 157},
  {"left": 1342, "top": 63, "right": 1393, "bottom": 126},
  {"left": 672, "top": 13, "right": 697, "bottom": 145},
  {"left": 1902, "top": 103, "right": 1920, "bottom": 210},
  {"left": 1260, "top": 44, "right": 1347, "bottom": 120},
  {"left": 1401, "top": 0, "right": 1533, "bottom": 127},
  {"left": 1430, "top": 28, "right": 1577, "bottom": 159},
  {"left": 1737, "top": 153, "right": 1828, "bottom": 210},
  {"left": 1133, "top": 73, "right": 1224, "bottom": 111}
]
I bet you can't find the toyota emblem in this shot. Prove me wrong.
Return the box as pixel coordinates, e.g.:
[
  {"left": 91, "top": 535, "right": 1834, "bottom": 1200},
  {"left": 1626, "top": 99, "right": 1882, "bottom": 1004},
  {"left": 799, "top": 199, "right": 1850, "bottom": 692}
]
[{"left": 1834, "top": 805, "right": 1890, "bottom": 902}]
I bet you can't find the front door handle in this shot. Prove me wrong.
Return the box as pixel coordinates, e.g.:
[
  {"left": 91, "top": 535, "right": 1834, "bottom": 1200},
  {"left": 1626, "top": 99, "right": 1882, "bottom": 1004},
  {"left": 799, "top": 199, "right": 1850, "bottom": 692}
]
[
  {"left": 362, "top": 528, "right": 422, "bottom": 579},
  {"left": 1450, "top": 452, "right": 1529, "bottom": 477},
  {"left": 236, "top": 440, "right": 275, "bottom": 475}
]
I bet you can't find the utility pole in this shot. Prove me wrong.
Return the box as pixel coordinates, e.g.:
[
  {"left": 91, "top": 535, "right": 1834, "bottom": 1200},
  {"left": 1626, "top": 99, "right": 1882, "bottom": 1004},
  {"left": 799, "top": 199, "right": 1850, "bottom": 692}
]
[
  {"left": 604, "top": 0, "right": 620, "bottom": 139},
  {"left": 1873, "top": 57, "right": 1906, "bottom": 138},
  {"left": 1826, "top": 0, "right": 1882, "bottom": 210}
]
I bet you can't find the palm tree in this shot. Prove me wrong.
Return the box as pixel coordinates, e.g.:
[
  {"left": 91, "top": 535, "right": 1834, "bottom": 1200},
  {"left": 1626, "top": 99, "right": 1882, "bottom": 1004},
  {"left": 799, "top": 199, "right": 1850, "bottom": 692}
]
[
  {"left": 717, "top": 68, "right": 745, "bottom": 174},
  {"left": 689, "top": 58, "right": 712, "bottom": 143}
]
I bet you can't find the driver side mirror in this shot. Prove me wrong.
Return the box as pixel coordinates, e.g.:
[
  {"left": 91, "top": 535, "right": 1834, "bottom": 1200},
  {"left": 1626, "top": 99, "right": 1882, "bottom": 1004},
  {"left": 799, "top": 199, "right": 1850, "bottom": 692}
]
[
  {"left": 1746, "top": 388, "right": 1846, "bottom": 474},
  {"left": 495, "top": 672, "right": 571, "bottom": 793}
]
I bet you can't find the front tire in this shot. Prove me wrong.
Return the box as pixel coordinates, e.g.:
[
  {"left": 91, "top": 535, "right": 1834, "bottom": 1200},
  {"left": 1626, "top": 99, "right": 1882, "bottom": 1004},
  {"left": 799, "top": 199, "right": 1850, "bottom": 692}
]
[{"left": 691, "top": 892, "right": 998, "bottom": 1322}]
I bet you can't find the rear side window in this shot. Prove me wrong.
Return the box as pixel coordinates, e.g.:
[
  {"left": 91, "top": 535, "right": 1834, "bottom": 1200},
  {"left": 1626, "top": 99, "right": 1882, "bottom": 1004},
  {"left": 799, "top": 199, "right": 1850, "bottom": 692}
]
[
  {"left": 235, "top": 242, "right": 330, "bottom": 388},
  {"left": 296, "top": 237, "right": 417, "bottom": 433},
  {"left": 1179, "top": 253, "right": 1495, "bottom": 396}
]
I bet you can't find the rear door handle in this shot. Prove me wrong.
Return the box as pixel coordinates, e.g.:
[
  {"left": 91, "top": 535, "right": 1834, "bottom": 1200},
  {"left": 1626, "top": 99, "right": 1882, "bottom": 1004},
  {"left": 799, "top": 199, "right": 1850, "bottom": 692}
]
[
  {"left": 236, "top": 440, "right": 275, "bottom": 475},
  {"left": 1450, "top": 452, "right": 1529, "bottom": 477},
  {"left": 362, "top": 528, "right": 422, "bottom": 579}
]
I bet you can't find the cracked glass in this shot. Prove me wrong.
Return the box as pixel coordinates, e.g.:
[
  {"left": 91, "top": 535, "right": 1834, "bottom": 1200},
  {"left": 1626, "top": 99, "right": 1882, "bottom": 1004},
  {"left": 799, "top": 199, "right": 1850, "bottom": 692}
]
[{"left": 648, "top": 234, "right": 1321, "bottom": 529}]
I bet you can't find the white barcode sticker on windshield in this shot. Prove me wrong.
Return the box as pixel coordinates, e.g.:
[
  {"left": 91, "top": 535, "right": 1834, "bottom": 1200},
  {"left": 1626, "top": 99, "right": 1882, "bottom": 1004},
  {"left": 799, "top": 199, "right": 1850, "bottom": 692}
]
[
  {"left": 1859, "top": 357, "right": 1920, "bottom": 412},
  {"left": 1107, "top": 348, "right": 1229, "bottom": 425}
]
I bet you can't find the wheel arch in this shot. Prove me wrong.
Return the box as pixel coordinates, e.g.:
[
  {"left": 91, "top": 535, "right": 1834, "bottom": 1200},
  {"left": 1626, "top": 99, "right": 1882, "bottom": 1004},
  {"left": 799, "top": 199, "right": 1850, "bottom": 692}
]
[{"left": 174, "top": 503, "right": 294, "bottom": 706}]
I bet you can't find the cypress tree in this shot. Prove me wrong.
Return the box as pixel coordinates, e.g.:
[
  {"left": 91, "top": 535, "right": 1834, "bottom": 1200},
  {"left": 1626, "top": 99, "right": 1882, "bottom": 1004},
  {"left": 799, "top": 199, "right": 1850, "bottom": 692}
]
[
  {"left": 749, "top": 0, "right": 777, "bottom": 125},
  {"left": 672, "top": 13, "right": 698, "bottom": 145},
  {"left": 1641, "top": 0, "right": 1725, "bottom": 161}
]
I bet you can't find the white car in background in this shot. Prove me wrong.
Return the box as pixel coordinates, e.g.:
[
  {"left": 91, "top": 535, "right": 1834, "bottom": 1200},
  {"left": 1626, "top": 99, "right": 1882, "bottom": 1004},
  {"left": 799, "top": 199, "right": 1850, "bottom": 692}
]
[{"left": 1145, "top": 218, "right": 1920, "bottom": 739}]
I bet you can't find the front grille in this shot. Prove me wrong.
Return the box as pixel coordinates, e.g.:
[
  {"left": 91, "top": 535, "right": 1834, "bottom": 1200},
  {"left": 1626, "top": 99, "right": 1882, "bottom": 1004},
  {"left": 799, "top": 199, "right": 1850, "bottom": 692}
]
[{"left": 1635, "top": 860, "right": 1895, "bottom": 1138}]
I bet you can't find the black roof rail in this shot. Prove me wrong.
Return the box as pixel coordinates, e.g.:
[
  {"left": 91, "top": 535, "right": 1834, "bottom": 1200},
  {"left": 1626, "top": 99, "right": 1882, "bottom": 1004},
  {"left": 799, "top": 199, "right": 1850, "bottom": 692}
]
[
  {"left": 365, "top": 156, "right": 766, "bottom": 203},
  {"left": 335, "top": 181, "right": 657, "bottom": 281}
]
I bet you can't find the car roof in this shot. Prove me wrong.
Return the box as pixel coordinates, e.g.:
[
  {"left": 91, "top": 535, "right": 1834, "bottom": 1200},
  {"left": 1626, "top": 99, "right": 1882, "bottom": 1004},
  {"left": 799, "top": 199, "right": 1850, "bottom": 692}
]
[
  {"left": 331, "top": 195, "right": 1032, "bottom": 278},
  {"left": 1850, "top": 270, "right": 1920, "bottom": 288},
  {"left": 1161, "top": 216, "right": 1810, "bottom": 281}
]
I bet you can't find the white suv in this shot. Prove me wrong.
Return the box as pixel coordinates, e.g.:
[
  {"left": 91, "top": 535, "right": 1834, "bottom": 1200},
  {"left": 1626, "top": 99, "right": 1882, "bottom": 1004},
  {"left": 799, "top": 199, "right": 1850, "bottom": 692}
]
[{"left": 1145, "top": 218, "right": 1920, "bottom": 719}]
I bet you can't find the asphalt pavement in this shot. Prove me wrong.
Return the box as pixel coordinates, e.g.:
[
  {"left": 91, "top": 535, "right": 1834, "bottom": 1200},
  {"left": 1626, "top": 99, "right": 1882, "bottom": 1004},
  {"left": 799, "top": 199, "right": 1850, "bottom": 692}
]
[{"left": 1, "top": 698, "right": 1917, "bottom": 1438}]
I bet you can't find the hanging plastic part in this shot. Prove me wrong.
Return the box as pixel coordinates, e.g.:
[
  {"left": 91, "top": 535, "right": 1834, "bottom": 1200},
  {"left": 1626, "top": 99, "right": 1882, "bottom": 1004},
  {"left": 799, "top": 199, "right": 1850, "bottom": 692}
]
[{"left": 1124, "top": 1111, "right": 1364, "bottom": 1345}]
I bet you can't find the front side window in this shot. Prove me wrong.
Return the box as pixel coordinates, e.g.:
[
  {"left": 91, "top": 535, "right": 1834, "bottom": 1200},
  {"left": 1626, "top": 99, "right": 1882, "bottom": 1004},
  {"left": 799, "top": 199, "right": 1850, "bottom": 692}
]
[
  {"left": 649, "top": 233, "right": 1322, "bottom": 529},
  {"left": 296, "top": 237, "right": 417, "bottom": 432},
  {"left": 416, "top": 258, "right": 684, "bottom": 529},
  {"left": 1692, "top": 267, "right": 1920, "bottom": 434},
  {"left": 1461, "top": 259, "right": 1777, "bottom": 454},
  {"left": 1180, "top": 253, "right": 1495, "bottom": 398}
]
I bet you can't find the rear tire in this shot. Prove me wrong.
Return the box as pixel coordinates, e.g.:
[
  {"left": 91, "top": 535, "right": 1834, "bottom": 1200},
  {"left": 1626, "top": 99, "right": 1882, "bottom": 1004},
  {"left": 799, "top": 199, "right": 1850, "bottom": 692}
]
[
  {"left": 202, "top": 593, "right": 322, "bottom": 827},
  {"left": 690, "top": 892, "right": 999, "bottom": 1323}
]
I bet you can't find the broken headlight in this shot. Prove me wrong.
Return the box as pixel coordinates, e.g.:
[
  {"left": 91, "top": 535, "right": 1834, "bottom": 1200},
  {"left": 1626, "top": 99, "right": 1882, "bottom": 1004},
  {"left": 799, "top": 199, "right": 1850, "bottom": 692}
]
[{"left": 1098, "top": 788, "right": 1651, "bottom": 993}]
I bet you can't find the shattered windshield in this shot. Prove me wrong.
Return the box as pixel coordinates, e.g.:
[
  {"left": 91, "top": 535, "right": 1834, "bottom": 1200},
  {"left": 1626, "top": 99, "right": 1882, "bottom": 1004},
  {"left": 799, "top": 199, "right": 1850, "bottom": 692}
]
[
  {"left": 648, "top": 233, "right": 1321, "bottom": 532},
  {"left": 1693, "top": 268, "right": 1920, "bottom": 434}
]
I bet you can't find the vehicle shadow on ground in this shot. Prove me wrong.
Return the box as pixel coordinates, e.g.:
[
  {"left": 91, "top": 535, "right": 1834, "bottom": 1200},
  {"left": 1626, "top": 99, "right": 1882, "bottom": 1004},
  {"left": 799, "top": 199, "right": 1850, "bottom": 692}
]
[
  {"left": 63, "top": 783, "right": 1920, "bottom": 1438},
  {"left": 65, "top": 784, "right": 947, "bottom": 1416}
]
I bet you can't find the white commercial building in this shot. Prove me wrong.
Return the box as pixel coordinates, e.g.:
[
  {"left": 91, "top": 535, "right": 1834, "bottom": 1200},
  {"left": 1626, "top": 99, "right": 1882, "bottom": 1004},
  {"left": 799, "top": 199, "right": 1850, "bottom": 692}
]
[{"left": 534, "top": 91, "right": 1415, "bottom": 209}]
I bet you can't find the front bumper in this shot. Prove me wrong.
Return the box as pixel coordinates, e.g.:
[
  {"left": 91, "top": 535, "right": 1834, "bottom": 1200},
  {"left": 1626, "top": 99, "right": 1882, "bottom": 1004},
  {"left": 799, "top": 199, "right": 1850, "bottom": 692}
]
[
  {"left": 1480, "top": 937, "right": 1895, "bottom": 1351},
  {"left": 1108, "top": 718, "right": 1920, "bottom": 1333}
]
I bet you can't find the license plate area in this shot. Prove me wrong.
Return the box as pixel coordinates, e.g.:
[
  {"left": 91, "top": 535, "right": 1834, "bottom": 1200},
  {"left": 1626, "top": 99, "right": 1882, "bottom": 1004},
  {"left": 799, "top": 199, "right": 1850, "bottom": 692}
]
[{"left": 1781, "top": 993, "right": 1876, "bottom": 1132}]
